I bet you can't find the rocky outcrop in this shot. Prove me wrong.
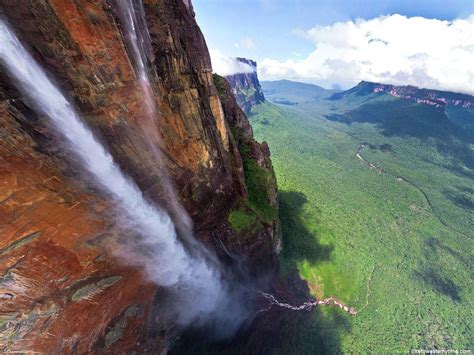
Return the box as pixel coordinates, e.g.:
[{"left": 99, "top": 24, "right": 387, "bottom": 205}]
[
  {"left": 225, "top": 58, "right": 265, "bottom": 113},
  {"left": 333, "top": 81, "right": 474, "bottom": 108},
  {"left": 0, "top": 0, "right": 278, "bottom": 352},
  {"left": 213, "top": 74, "right": 280, "bottom": 267}
]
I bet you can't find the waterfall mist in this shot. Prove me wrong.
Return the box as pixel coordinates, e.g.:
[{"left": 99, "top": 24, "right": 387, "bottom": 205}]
[{"left": 0, "top": 18, "right": 250, "bottom": 337}]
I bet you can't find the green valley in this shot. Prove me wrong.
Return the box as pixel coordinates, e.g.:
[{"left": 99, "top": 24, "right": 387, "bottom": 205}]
[{"left": 249, "top": 81, "right": 474, "bottom": 352}]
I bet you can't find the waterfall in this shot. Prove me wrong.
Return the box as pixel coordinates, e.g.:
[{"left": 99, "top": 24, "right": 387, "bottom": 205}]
[
  {"left": 0, "top": 19, "right": 247, "bottom": 333},
  {"left": 113, "top": 0, "right": 193, "bottom": 238}
]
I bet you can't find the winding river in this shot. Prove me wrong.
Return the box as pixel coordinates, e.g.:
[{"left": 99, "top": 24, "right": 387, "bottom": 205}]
[{"left": 356, "top": 144, "right": 471, "bottom": 240}]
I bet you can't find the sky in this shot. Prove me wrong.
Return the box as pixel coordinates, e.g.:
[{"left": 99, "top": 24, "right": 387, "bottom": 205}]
[{"left": 193, "top": 0, "right": 474, "bottom": 94}]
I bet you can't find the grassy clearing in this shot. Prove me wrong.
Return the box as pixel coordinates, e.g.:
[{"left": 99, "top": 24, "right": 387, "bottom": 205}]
[{"left": 250, "top": 94, "right": 473, "bottom": 353}]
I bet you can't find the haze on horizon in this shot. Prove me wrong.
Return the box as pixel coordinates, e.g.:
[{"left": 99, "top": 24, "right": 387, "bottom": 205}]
[{"left": 194, "top": 0, "right": 474, "bottom": 95}]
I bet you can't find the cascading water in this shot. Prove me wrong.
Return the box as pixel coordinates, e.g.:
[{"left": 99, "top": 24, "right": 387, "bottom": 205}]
[
  {"left": 113, "top": 0, "right": 194, "bottom": 239},
  {"left": 0, "top": 5, "right": 356, "bottom": 344},
  {"left": 110, "top": 0, "right": 359, "bottom": 328},
  {"left": 0, "top": 19, "right": 247, "bottom": 334}
]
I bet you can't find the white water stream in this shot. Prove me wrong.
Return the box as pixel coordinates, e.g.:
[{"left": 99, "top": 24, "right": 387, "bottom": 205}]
[
  {"left": 0, "top": 18, "right": 238, "bottom": 330},
  {"left": 0, "top": 5, "right": 356, "bottom": 336},
  {"left": 114, "top": 0, "right": 194, "bottom": 236}
]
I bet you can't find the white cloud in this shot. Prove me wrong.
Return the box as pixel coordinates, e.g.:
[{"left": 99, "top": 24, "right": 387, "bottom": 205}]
[
  {"left": 209, "top": 49, "right": 255, "bottom": 76},
  {"left": 259, "top": 14, "right": 474, "bottom": 94},
  {"left": 235, "top": 36, "right": 256, "bottom": 49}
]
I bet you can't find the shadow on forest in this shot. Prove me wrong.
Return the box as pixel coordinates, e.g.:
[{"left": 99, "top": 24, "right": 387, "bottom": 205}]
[
  {"left": 171, "top": 190, "right": 347, "bottom": 354},
  {"left": 279, "top": 190, "right": 334, "bottom": 267},
  {"left": 414, "top": 237, "right": 465, "bottom": 303},
  {"left": 230, "top": 190, "right": 347, "bottom": 354},
  {"left": 425, "top": 237, "right": 467, "bottom": 266},
  {"left": 259, "top": 190, "right": 347, "bottom": 354},
  {"left": 442, "top": 186, "right": 474, "bottom": 212},
  {"left": 414, "top": 268, "right": 461, "bottom": 303}
]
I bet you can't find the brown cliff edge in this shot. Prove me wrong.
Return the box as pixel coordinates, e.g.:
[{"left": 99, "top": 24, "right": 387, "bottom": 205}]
[{"left": 0, "top": 0, "right": 279, "bottom": 352}]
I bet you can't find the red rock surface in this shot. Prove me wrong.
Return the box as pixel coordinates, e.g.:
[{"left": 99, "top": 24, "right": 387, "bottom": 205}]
[{"left": 0, "top": 0, "right": 279, "bottom": 352}]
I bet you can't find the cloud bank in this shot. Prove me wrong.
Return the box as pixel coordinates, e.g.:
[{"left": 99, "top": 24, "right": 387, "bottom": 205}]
[
  {"left": 259, "top": 14, "right": 474, "bottom": 94},
  {"left": 210, "top": 49, "right": 255, "bottom": 76}
]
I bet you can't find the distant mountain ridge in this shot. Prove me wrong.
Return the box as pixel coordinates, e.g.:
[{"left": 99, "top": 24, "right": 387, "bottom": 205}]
[
  {"left": 263, "top": 79, "right": 327, "bottom": 93},
  {"left": 225, "top": 58, "right": 265, "bottom": 113},
  {"left": 331, "top": 81, "right": 474, "bottom": 109},
  {"left": 262, "top": 79, "right": 339, "bottom": 105}
]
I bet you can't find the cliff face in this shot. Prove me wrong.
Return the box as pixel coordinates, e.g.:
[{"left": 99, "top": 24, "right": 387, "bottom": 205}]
[
  {"left": 0, "top": 1, "right": 278, "bottom": 352},
  {"left": 335, "top": 81, "right": 474, "bottom": 108},
  {"left": 225, "top": 58, "right": 265, "bottom": 114},
  {"left": 213, "top": 74, "right": 280, "bottom": 264}
]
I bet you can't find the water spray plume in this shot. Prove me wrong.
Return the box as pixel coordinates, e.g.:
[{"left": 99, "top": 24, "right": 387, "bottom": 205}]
[
  {"left": 0, "top": 3, "right": 353, "bottom": 341},
  {"left": 0, "top": 18, "right": 246, "bottom": 335}
]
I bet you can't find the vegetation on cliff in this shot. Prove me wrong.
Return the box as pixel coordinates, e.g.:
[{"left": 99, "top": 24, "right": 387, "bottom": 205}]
[
  {"left": 213, "top": 74, "right": 278, "bottom": 241},
  {"left": 241, "top": 147, "right": 278, "bottom": 224}
]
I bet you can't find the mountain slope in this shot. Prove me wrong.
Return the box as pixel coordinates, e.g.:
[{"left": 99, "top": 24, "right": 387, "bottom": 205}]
[
  {"left": 325, "top": 82, "right": 474, "bottom": 169},
  {"left": 330, "top": 81, "right": 474, "bottom": 108},
  {"left": 262, "top": 79, "right": 338, "bottom": 105}
]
